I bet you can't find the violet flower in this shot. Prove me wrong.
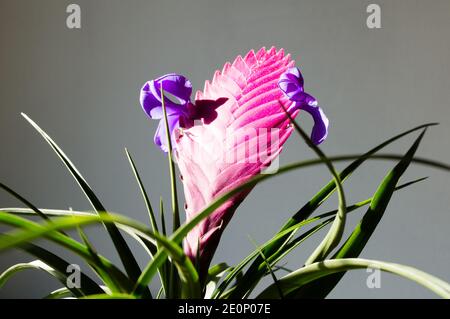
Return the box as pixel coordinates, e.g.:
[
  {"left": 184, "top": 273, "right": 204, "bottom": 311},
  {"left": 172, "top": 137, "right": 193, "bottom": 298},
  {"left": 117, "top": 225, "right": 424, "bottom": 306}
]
[
  {"left": 278, "top": 67, "right": 329, "bottom": 145},
  {"left": 140, "top": 74, "right": 224, "bottom": 152}
]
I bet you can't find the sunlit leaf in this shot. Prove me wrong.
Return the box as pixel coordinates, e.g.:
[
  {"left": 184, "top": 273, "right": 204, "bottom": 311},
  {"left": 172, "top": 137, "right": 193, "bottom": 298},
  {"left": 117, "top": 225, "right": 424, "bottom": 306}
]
[
  {"left": 257, "top": 258, "right": 450, "bottom": 299},
  {"left": 21, "top": 113, "right": 146, "bottom": 294},
  {"left": 292, "top": 129, "right": 427, "bottom": 298}
]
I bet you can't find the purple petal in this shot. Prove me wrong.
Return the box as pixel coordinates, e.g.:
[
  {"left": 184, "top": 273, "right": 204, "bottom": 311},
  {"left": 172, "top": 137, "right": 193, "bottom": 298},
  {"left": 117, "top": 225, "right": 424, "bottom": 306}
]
[
  {"left": 154, "top": 115, "right": 181, "bottom": 153},
  {"left": 140, "top": 80, "right": 185, "bottom": 119},
  {"left": 278, "top": 67, "right": 305, "bottom": 100},
  {"left": 154, "top": 73, "right": 192, "bottom": 104},
  {"left": 301, "top": 102, "right": 329, "bottom": 145},
  {"left": 278, "top": 67, "right": 329, "bottom": 145},
  {"left": 140, "top": 73, "right": 195, "bottom": 152},
  {"left": 287, "top": 92, "right": 317, "bottom": 111}
]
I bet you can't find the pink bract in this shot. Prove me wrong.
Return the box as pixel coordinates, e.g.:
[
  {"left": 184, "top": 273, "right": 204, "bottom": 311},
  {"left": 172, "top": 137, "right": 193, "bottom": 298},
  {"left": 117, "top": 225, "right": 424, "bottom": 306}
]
[{"left": 174, "top": 47, "right": 298, "bottom": 275}]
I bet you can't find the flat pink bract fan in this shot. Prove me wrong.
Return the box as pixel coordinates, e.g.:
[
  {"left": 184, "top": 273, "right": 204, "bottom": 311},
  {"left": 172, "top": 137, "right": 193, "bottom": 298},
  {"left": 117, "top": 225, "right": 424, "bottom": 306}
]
[{"left": 175, "top": 47, "right": 297, "bottom": 274}]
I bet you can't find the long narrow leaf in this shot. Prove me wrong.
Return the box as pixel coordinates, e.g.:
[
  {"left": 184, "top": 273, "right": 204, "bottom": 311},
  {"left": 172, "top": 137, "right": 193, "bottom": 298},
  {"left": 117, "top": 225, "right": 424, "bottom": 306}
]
[
  {"left": 159, "top": 197, "right": 170, "bottom": 297},
  {"left": 291, "top": 129, "right": 427, "bottom": 298},
  {"left": 1, "top": 242, "right": 104, "bottom": 297},
  {"left": 159, "top": 88, "right": 180, "bottom": 232},
  {"left": 281, "top": 104, "right": 346, "bottom": 266},
  {"left": 0, "top": 211, "right": 134, "bottom": 292},
  {"left": 248, "top": 236, "right": 283, "bottom": 298},
  {"left": 215, "top": 176, "right": 427, "bottom": 298},
  {"left": 0, "top": 211, "right": 200, "bottom": 298},
  {"left": 125, "top": 149, "right": 172, "bottom": 296},
  {"left": 125, "top": 149, "right": 158, "bottom": 233},
  {"left": 44, "top": 287, "right": 74, "bottom": 299},
  {"left": 20, "top": 242, "right": 104, "bottom": 296},
  {"left": 135, "top": 123, "right": 440, "bottom": 294},
  {"left": 160, "top": 87, "right": 181, "bottom": 298},
  {"left": 0, "top": 182, "right": 49, "bottom": 221},
  {"left": 230, "top": 123, "right": 438, "bottom": 298},
  {"left": 77, "top": 227, "right": 122, "bottom": 293},
  {"left": 0, "top": 260, "right": 84, "bottom": 296},
  {"left": 21, "top": 113, "right": 145, "bottom": 291},
  {"left": 256, "top": 258, "right": 450, "bottom": 299},
  {"left": 3, "top": 207, "right": 159, "bottom": 260}
]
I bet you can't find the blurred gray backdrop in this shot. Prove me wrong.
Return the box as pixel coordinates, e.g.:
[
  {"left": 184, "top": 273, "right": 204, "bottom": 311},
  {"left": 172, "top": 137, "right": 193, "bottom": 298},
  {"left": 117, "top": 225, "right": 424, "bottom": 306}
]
[{"left": 1, "top": 0, "right": 449, "bottom": 298}]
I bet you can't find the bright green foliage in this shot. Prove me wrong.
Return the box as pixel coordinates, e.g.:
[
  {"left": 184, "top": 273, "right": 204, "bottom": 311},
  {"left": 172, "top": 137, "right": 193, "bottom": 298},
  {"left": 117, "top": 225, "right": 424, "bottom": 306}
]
[{"left": 0, "top": 114, "right": 449, "bottom": 299}]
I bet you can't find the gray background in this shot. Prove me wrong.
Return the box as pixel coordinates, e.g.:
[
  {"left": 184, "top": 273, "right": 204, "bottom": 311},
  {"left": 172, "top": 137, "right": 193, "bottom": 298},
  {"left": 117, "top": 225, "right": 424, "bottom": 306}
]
[{"left": 1, "top": 0, "right": 449, "bottom": 298}]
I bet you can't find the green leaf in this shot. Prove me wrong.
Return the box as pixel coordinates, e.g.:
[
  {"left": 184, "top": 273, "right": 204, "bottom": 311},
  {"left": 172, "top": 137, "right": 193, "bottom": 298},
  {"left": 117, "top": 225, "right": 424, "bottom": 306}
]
[
  {"left": 0, "top": 211, "right": 200, "bottom": 298},
  {"left": 77, "top": 226, "right": 122, "bottom": 293},
  {"left": 280, "top": 104, "right": 346, "bottom": 266},
  {"left": 0, "top": 244, "right": 106, "bottom": 298},
  {"left": 208, "top": 263, "right": 231, "bottom": 278},
  {"left": 204, "top": 263, "right": 231, "bottom": 299},
  {"left": 125, "top": 148, "right": 171, "bottom": 296},
  {"left": 291, "top": 129, "right": 427, "bottom": 298},
  {"left": 2, "top": 156, "right": 436, "bottom": 302},
  {"left": 159, "top": 197, "right": 167, "bottom": 236},
  {"left": 0, "top": 182, "right": 70, "bottom": 237},
  {"left": 269, "top": 179, "right": 428, "bottom": 271},
  {"left": 278, "top": 124, "right": 438, "bottom": 239},
  {"left": 44, "top": 287, "right": 74, "bottom": 299},
  {"left": 121, "top": 226, "right": 157, "bottom": 257},
  {"left": 0, "top": 182, "right": 49, "bottom": 221},
  {"left": 2, "top": 207, "right": 159, "bottom": 258},
  {"left": 108, "top": 124, "right": 438, "bottom": 297},
  {"left": 248, "top": 236, "right": 283, "bottom": 299},
  {"left": 82, "top": 293, "right": 137, "bottom": 299},
  {"left": 158, "top": 197, "right": 171, "bottom": 298},
  {"left": 338, "top": 130, "right": 426, "bottom": 257},
  {"left": 21, "top": 113, "right": 146, "bottom": 294},
  {"left": 0, "top": 260, "right": 81, "bottom": 294},
  {"left": 160, "top": 87, "right": 182, "bottom": 298},
  {"left": 3, "top": 148, "right": 440, "bottom": 300},
  {"left": 228, "top": 123, "right": 437, "bottom": 298},
  {"left": 125, "top": 149, "right": 158, "bottom": 233},
  {"left": 159, "top": 88, "right": 180, "bottom": 232},
  {"left": 256, "top": 258, "right": 450, "bottom": 299},
  {"left": 217, "top": 211, "right": 341, "bottom": 299},
  {"left": 0, "top": 210, "right": 134, "bottom": 292},
  {"left": 19, "top": 242, "right": 104, "bottom": 296},
  {"left": 262, "top": 175, "right": 422, "bottom": 284},
  {"left": 216, "top": 176, "right": 427, "bottom": 298},
  {"left": 156, "top": 286, "right": 164, "bottom": 299},
  {"left": 323, "top": 153, "right": 450, "bottom": 171}
]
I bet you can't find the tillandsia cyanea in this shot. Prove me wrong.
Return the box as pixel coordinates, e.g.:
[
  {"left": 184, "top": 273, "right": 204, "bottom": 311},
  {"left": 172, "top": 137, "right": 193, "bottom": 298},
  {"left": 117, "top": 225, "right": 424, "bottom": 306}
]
[
  {"left": 2, "top": 46, "right": 450, "bottom": 300},
  {"left": 140, "top": 47, "right": 329, "bottom": 277}
]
